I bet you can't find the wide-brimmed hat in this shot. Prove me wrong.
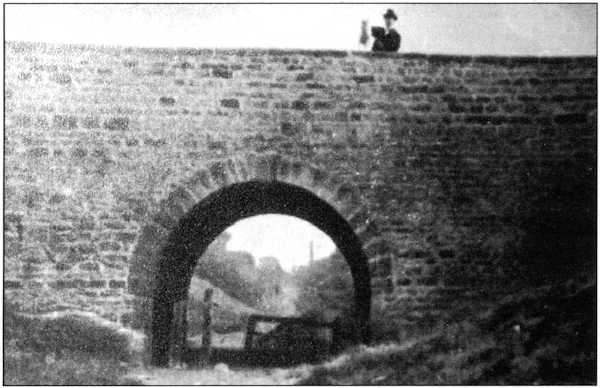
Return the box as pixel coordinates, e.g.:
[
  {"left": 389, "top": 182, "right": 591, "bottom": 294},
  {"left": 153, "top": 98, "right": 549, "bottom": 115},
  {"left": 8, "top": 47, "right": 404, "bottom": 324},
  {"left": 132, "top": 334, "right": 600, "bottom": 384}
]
[{"left": 383, "top": 9, "right": 398, "bottom": 20}]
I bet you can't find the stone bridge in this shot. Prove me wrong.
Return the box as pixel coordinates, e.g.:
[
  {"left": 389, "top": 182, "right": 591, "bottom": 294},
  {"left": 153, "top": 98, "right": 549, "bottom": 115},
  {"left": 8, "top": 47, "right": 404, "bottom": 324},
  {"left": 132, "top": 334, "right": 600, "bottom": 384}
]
[{"left": 5, "top": 41, "right": 596, "bottom": 364}]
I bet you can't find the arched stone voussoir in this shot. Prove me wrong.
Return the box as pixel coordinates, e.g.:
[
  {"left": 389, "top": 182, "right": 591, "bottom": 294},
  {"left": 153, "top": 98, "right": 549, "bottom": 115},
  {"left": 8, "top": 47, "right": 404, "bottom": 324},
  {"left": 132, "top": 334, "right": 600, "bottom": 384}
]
[
  {"left": 272, "top": 158, "right": 339, "bottom": 204},
  {"left": 151, "top": 187, "right": 195, "bottom": 232},
  {"left": 183, "top": 157, "right": 253, "bottom": 201},
  {"left": 227, "top": 156, "right": 252, "bottom": 183},
  {"left": 131, "top": 153, "right": 378, "bottom": 304},
  {"left": 351, "top": 205, "right": 386, "bottom": 244},
  {"left": 363, "top": 234, "right": 403, "bottom": 259},
  {"left": 277, "top": 160, "right": 324, "bottom": 190},
  {"left": 162, "top": 185, "right": 197, "bottom": 216},
  {"left": 236, "top": 154, "right": 346, "bottom": 215},
  {"left": 207, "top": 159, "right": 240, "bottom": 188},
  {"left": 182, "top": 168, "right": 214, "bottom": 200},
  {"left": 333, "top": 178, "right": 360, "bottom": 201},
  {"left": 245, "top": 152, "right": 284, "bottom": 181}
]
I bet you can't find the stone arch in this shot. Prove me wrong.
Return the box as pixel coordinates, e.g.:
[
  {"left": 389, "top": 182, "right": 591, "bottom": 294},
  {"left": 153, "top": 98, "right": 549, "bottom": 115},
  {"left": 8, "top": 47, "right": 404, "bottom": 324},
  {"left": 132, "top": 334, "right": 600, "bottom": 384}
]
[
  {"left": 151, "top": 180, "right": 371, "bottom": 366},
  {"left": 126, "top": 153, "right": 380, "bottom": 364}
]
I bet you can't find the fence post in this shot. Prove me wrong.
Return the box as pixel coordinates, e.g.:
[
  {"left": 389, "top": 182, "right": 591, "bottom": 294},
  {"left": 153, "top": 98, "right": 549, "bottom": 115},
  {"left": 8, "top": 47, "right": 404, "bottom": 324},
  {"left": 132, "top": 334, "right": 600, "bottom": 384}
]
[{"left": 201, "top": 288, "right": 214, "bottom": 363}]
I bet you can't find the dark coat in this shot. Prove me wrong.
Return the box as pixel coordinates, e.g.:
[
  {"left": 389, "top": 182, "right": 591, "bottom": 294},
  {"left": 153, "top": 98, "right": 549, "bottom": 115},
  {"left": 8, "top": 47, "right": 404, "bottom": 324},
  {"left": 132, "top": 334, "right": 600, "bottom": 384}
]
[{"left": 372, "top": 28, "right": 401, "bottom": 52}]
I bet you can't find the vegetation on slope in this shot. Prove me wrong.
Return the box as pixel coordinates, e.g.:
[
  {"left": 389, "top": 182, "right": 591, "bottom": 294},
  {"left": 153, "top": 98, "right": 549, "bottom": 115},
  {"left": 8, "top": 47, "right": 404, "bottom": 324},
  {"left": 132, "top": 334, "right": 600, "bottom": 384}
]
[
  {"left": 4, "top": 304, "right": 140, "bottom": 385},
  {"left": 299, "top": 279, "right": 596, "bottom": 385},
  {"left": 293, "top": 250, "right": 354, "bottom": 319},
  {"left": 194, "top": 231, "right": 267, "bottom": 308}
]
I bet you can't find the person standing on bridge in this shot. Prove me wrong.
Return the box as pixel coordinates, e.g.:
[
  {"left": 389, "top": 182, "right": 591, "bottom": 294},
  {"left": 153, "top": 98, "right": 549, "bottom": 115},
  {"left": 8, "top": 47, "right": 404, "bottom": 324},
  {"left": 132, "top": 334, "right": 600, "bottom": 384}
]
[{"left": 371, "top": 9, "right": 401, "bottom": 52}]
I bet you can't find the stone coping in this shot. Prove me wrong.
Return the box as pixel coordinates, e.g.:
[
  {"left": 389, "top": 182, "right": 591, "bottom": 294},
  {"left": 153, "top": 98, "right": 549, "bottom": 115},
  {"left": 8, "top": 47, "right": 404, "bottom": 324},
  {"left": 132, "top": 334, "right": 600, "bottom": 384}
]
[{"left": 6, "top": 40, "right": 597, "bottom": 67}]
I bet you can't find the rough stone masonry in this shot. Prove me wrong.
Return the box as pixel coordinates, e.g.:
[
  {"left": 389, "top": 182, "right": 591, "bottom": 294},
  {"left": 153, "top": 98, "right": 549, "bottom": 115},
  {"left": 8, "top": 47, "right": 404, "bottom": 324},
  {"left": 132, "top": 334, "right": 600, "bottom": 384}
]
[{"left": 4, "top": 41, "right": 596, "bottom": 344}]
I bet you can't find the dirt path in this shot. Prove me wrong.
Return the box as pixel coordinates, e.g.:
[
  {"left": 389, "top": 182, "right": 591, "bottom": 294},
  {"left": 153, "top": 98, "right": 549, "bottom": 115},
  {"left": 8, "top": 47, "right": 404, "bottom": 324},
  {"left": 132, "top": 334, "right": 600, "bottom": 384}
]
[{"left": 125, "top": 364, "right": 313, "bottom": 385}]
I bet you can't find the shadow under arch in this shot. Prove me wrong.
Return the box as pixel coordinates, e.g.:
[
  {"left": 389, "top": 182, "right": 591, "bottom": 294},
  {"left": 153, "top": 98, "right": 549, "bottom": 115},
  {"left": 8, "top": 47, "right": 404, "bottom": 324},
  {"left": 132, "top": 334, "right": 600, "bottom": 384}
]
[{"left": 151, "top": 180, "right": 371, "bottom": 366}]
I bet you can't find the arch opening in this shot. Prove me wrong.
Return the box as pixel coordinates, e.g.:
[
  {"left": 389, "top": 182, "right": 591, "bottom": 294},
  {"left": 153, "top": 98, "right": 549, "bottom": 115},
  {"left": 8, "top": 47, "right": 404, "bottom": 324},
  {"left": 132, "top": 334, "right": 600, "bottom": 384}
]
[
  {"left": 151, "top": 180, "right": 371, "bottom": 367},
  {"left": 185, "top": 214, "right": 354, "bottom": 358}
]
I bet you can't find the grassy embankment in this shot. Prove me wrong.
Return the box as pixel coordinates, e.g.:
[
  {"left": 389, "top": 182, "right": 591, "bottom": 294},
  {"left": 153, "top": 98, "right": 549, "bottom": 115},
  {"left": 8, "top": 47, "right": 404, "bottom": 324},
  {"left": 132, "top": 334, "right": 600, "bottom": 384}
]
[
  {"left": 300, "top": 280, "right": 596, "bottom": 385},
  {"left": 5, "top": 278, "right": 594, "bottom": 385},
  {"left": 3, "top": 276, "right": 255, "bottom": 385},
  {"left": 4, "top": 305, "right": 143, "bottom": 385}
]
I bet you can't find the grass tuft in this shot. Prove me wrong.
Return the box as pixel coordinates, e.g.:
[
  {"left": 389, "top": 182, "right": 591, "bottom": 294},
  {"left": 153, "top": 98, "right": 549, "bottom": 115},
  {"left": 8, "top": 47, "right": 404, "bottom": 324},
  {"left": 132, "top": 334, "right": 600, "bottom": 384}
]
[
  {"left": 3, "top": 344, "right": 137, "bottom": 386},
  {"left": 4, "top": 305, "right": 141, "bottom": 385}
]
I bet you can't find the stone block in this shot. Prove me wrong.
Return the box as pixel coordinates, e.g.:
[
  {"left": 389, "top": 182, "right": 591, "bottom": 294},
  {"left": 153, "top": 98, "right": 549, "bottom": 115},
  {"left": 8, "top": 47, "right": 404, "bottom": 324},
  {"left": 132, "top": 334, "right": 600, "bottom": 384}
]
[
  {"left": 179, "top": 62, "right": 194, "bottom": 69},
  {"left": 305, "top": 82, "right": 325, "bottom": 89},
  {"left": 53, "top": 115, "right": 77, "bottom": 129},
  {"left": 116, "top": 232, "right": 137, "bottom": 244},
  {"left": 81, "top": 116, "right": 100, "bottom": 129},
  {"left": 99, "top": 241, "right": 121, "bottom": 252},
  {"left": 104, "top": 117, "right": 129, "bottom": 131},
  {"left": 412, "top": 104, "right": 432, "bottom": 112},
  {"left": 438, "top": 248, "right": 456, "bottom": 259},
  {"left": 5, "top": 280, "right": 22, "bottom": 289},
  {"left": 14, "top": 114, "right": 32, "bottom": 127},
  {"left": 213, "top": 68, "right": 232, "bottom": 78},
  {"left": 371, "top": 256, "right": 392, "bottom": 277},
  {"left": 71, "top": 147, "right": 87, "bottom": 158},
  {"left": 291, "top": 100, "right": 309, "bottom": 110},
  {"left": 470, "top": 105, "right": 484, "bottom": 114},
  {"left": 28, "top": 147, "right": 49, "bottom": 158},
  {"left": 334, "top": 112, "right": 347, "bottom": 121},
  {"left": 404, "top": 267, "right": 422, "bottom": 277},
  {"left": 371, "top": 277, "right": 393, "bottom": 293},
  {"left": 79, "top": 262, "right": 100, "bottom": 272},
  {"left": 313, "top": 101, "right": 332, "bottom": 110},
  {"left": 104, "top": 221, "right": 127, "bottom": 230},
  {"left": 53, "top": 279, "right": 85, "bottom": 289},
  {"left": 101, "top": 254, "right": 128, "bottom": 269},
  {"left": 399, "top": 85, "right": 428, "bottom": 93},
  {"left": 554, "top": 113, "right": 587, "bottom": 125},
  {"left": 295, "top": 73, "right": 314, "bottom": 82},
  {"left": 109, "top": 279, "right": 127, "bottom": 289},
  {"left": 159, "top": 96, "right": 176, "bottom": 106},
  {"left": 398, "top": 248, "right": 431, "bottom": 260},
  {"left": 281, "top": 122, "right": 298, "bottom": 136},
  {"left": 348, "top": 101, "right": 366, "bottom": 110},
  {"left": 52, "top": 73, "right": 72, "bottom": 84},
  {"left": 352, "top": 75, "right": 375, "bottom": 84},
  {"left": 18, "top": 71, "right": 32, "bottom": 81},
  {"left": 221, "top": 98, "right": 240, "bottom": 109},
  {"left": 209, "top": 161, "right": 228, "bottom": 186},
  {"left": 87, "top": 280, "right": 107, "bottom": 288},
  {"left": 416, "top": 277, "right": 438, "bottom": 287},
  {"left": 32, "top": 116, "right": 49, "bottom": 128},
  {"left": 429, "top": 84, "right": 446, "bottom": 93}
]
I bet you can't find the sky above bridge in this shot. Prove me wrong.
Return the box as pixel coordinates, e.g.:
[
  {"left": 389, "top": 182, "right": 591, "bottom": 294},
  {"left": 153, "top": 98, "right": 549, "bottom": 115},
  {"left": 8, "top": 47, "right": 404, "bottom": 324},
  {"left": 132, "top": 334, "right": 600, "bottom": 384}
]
[{"left": 5, "top": 3, "right": 597, "bottom": 55}]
